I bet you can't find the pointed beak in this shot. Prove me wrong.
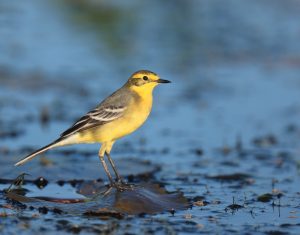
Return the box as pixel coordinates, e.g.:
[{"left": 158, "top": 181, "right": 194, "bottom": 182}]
[{"left": 157, "top": 79, "right": 171, "bottom": 84}]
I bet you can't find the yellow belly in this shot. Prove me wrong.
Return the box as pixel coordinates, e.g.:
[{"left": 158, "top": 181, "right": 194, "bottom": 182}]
[{"left": 75, "top": 97, "right": 152, "bottom": 143}]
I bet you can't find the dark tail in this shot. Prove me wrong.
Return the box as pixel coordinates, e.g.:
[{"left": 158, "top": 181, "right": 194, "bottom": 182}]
[{"left": 15, "top": 138, "right": 64, "bottom": 166}]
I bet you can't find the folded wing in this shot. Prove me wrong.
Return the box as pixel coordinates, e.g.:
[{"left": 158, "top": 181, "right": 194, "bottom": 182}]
[
  {"left": 60, "top": 87, "right": 131, "bottom": 138},
  {"left": 60, "top": 105, "right": 127, "bottom": 138}
]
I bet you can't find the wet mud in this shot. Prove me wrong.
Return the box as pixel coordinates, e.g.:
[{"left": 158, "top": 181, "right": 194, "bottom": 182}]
[{"left": 5, "top": 181, "right": 188, "bottom": 215}]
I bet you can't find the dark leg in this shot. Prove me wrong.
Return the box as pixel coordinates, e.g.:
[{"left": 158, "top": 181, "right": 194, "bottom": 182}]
[
  {"left": 99, "top": 155, "right": 114, "bottom": 185},
  {"left": 105, "top": 152, "right": 123, "bottom": 183},
  {"left": 105, "top": 153, "right": 135, "bottom": 192}
]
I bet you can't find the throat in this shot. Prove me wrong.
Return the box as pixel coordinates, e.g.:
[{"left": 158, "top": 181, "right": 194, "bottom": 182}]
[
  {"left": 130, "top": 85, "right": 155, "bottom": 100},
  {"left": 132, "top": 89, "right": 153, "bottom": 113}
]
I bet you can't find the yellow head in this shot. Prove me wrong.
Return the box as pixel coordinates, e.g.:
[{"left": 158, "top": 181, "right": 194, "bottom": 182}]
[{"left": 126, "top": 70, "right": 170, "bottom": 95}]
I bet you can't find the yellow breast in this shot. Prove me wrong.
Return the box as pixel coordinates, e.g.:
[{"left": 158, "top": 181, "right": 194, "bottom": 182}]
[{"left": 77, "top": 93, "right": 153, "bottom": 143}]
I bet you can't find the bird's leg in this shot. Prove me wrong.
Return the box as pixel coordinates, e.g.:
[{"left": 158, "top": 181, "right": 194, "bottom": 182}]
[
  {"left": 98, "top": 149, "right": 114, "bottom": 186},
  {"left": 99, "top": 156, "right": 114, "bottom": 186},
  {"left": 100, "top": 143, "right": 132, "bottom": 192},
  {"left": 104, "top": 141, "right": 124, "bottom": 184},
  {"left": 105, "top": 152, "right": 136, "bottom": 192},
  {"left": 105, "top": 151, "right": 123, "bottom": 184}
]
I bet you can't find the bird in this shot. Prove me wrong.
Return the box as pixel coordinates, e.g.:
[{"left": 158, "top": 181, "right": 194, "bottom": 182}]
[{"left": 15, "top": 70, "right": 171, "bottom": 190}]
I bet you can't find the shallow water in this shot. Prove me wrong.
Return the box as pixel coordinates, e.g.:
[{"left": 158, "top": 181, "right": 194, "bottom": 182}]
[{"left": 1, "top": 0, "right": 300, "bottom": 234}]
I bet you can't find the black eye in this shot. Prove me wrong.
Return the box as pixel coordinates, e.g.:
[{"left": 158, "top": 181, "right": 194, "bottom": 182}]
[{"left": 143, "top": 76, "right": 148, "bottom": 81}]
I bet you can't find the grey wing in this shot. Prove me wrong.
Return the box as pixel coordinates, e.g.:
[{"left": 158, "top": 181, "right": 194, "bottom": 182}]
[{"left": 60, "top": 87, "right": 131, "bottom": 138}]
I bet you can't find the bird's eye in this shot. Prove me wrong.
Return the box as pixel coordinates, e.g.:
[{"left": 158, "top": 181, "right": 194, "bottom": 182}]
[{"left": 143, "top": 76, "right": 149, "bottom": 81}]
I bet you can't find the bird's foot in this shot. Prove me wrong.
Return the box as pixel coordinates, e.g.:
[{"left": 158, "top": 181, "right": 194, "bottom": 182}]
[{"left": 112, "top": 181, "right": 134, "bottom": 192}]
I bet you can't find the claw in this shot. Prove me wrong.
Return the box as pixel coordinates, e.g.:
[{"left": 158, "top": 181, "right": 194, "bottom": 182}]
[{"left": 113, "top": 181, "right": 134, "bottom": 192}]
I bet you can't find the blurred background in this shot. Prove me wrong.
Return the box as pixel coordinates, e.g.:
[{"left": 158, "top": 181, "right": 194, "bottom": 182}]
[
  {"left": 1, "top": 0, "right": 300, "bottom": 233},
  {"left": 1, "top": 0, "right": 300, "bottom": 151}
]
